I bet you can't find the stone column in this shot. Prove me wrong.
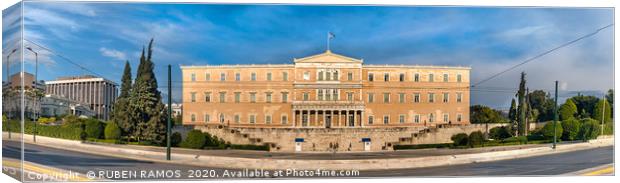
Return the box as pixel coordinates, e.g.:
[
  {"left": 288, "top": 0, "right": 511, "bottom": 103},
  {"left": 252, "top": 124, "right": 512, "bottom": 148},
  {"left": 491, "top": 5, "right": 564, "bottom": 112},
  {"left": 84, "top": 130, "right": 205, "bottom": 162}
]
[
  {"left": 361, "top": 110, "right": 364, "bottom": 128},
  {"left": 314, "top": 110, "right": 319, "bottom": 127},
  {"left": 353, "top": 110, "right": 357, "bottom": 127},
  {"left": 292, "top": 110, "right": 297, "bottom": 127},
  {"left": 323, "top": 110, "right": 326, "bottom": 128}
]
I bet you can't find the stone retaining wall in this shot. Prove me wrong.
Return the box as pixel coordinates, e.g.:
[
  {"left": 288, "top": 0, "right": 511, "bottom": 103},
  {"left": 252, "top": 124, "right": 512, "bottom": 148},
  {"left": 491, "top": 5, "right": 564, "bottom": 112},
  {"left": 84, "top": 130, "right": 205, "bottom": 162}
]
[{"left": 196, "top": 123, "right": 506, "bottom": 152}]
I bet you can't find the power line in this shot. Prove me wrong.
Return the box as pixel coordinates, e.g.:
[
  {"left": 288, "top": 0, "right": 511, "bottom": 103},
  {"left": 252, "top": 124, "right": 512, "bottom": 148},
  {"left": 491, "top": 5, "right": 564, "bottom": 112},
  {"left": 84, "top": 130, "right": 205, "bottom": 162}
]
[
  {"left": 24, "top": 39, "right": 105, "bottom": 78},
  {"left": 471, "top": 23, "right": 614, "bottom": 87}
]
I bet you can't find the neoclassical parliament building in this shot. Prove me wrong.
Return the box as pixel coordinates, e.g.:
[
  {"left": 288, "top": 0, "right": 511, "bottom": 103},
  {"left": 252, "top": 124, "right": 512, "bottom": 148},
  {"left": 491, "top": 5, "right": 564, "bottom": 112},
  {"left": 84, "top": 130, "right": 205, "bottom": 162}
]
[{"left": 181, "top": 50, "right": 470, "bottom": 129}]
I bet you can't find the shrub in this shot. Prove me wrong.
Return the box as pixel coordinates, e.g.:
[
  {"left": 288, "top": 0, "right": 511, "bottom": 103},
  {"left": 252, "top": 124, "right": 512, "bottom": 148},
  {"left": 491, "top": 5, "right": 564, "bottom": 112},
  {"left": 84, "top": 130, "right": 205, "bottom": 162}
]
[
  {"left": 541, "top": 122, "right": 563, "bottom": 140},
  {"left": 84, "top": 118, "right": 105, "bottom": 139},
  {"left": 579, "top": 118, "right": 601, "bottom": 140},
  {"left": 180, "top": 130, "right": 206, "bottom": 149},
  {"left": 489, "top": 126, "right": 512, "bottom": 140},
  {"left": 503, "top": 136, "right": 528, "bottom": 144},
  {"left": 451, "top": 133, "right": 469, "bottom": 147},
  {"left": 468, "top": 131, "right": 485, "bottom": 147},
  {"left": 171, "top": 132, "right": 182, "bottom": 147},
  {"left": 561, "top": 118, "right": 581, "bottom": 141},
  {"left": 63, "top": 115, "right": 83, "bottom": 127},
  {"left": 603, "top": 121, "right": 613, "bottom": 135},
  {"left": 104, "top": 121, "right": 122, "bottom": 140}
]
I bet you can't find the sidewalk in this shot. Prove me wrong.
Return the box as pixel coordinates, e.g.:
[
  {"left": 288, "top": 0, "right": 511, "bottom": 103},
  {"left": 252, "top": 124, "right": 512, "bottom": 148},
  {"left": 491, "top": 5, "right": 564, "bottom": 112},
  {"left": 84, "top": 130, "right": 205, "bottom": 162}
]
[{"left": 3, "top": 132, "right": 614, "bottom": 170}]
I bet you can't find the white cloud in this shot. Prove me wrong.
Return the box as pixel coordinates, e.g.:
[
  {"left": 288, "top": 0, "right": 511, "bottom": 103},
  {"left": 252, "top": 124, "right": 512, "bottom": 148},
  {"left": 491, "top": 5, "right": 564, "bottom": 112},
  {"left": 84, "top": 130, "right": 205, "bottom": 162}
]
[{"left": 99, "top": 47, "right": 127, "bottom": 61}]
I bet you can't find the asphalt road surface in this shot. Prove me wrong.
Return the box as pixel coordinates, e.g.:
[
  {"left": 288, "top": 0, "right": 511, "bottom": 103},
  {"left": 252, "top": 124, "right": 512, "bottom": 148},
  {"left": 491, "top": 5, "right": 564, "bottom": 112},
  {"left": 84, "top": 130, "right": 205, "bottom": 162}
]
[{"left": 2, "top": 140, "right": 614, "bottom": 181}]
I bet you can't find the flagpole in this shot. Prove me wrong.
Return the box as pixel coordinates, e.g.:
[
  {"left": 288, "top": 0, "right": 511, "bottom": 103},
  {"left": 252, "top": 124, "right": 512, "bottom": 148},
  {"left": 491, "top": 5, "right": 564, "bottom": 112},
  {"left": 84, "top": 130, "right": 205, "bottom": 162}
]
[{"left": 327, "top": 31, "right": 330, "bottom": 51}]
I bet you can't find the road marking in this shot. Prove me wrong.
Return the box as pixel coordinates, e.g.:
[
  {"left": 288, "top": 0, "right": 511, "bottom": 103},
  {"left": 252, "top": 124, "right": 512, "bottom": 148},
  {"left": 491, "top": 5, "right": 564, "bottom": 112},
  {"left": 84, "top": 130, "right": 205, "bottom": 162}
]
[
  {"left": 3, "top": 159, "right": 93, "bottom": 181},
  {"left": 581, "top": 166, "right": 614, "bottom": 176}
]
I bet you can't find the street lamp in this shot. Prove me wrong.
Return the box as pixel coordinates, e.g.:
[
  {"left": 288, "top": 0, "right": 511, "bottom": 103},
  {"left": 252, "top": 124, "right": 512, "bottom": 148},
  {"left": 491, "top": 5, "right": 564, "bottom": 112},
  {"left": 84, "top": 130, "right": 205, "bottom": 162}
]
[
  {"left": 6, "top": 48, "right": 17, "bottom": 139},
  {"left": 26, "top": 47, "right": 39, "bottom": 143}
]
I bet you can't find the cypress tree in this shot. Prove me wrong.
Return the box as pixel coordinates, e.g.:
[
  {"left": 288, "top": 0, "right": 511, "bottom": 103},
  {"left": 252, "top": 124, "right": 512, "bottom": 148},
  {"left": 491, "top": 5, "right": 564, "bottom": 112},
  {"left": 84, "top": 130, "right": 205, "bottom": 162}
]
[
  {"left": 516, "top": 72, "right": 527, "bottom": 136},
  {"left": 129, "top": 39, "right": 168, "bottom": 145},
  {"left": 113, "top": 61, "right": 133, "bottom": 136}
]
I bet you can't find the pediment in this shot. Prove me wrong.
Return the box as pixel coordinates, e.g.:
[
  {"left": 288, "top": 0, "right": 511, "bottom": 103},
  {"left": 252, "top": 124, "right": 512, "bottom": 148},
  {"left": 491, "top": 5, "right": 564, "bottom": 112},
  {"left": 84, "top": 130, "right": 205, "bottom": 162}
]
[{"left": 294, "top": 50, "right": 363, "bottom": 64}]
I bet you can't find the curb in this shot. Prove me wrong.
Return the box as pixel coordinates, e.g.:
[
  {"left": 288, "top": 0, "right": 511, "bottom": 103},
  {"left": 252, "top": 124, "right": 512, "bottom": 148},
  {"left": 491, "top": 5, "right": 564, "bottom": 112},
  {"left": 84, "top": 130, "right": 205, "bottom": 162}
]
[{"left": 4, "top": 133, "right": 614, "bottom": 171}]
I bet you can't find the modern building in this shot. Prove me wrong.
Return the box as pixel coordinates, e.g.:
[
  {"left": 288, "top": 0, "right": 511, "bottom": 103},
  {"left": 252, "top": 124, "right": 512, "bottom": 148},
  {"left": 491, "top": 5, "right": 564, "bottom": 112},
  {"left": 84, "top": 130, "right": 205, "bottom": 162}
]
[
  {"left": 181, "top": 50, "right": 470, "bottom": 128},
  {"left": 40, "top": 94, "right": 95, "bottom": 118},
  {"left": 2, "top": 72, "right": 45, "bottom": 120},
  {"left": 44, "top": 75, "right": 118, "bottom": 120}
]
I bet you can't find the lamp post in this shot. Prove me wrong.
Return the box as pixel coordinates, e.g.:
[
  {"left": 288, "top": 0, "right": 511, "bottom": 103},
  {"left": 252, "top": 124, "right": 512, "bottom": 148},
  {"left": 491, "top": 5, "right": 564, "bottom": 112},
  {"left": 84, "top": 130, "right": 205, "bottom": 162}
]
[
  {"left": 26, "top": 47, "right": 39, "bottom": 142},
  {"left": 6, "top": 48, "right": 17, "bottom": 139}
]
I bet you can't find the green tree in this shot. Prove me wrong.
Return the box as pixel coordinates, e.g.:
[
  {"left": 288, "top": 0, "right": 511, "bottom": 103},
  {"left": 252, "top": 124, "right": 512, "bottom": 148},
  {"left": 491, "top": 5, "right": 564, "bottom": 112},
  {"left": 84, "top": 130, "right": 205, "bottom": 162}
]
[
  {"left": 113, "top": 61, "right": 134, "bottom": 137},
  {"left": 559, "top": 99, "right": 577, "bottom": 120},
  {"left": 516, "top": 72, "right": 527, "bottom": 136},
  {"left": 84, "top": 118, "right": 105, "bottom": 139},
  {"left": 561, "top": 118, "right": 581, "bottom": 141},
  {"left": 592, "top": 99, "right": 611, "bottom": 124},
  {"left": 128, "top": 39, "right": 168, "bottom": 145},
  {"left": 579, "top": 118, "right": 601, "bottom": 140},
  {"left": 570, "top": 94, "right": 599, "bottom": 118},
  {"left": 470, "top": 105, "right": 507, "bottom": 124},
  {"left": 180, "top": 130, "right": 206, "bottom": 149},
  {"left": 508, "top": 99, "right": 517, "bottom": 122},
  {"left": 541, "top": 121, "right": 563, "bottom": 140}
]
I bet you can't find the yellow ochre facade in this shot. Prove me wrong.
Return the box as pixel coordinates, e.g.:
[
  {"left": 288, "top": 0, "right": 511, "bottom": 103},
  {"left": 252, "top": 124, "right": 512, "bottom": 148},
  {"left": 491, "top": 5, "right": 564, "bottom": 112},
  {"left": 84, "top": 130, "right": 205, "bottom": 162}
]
[{"left": 181, "top": 50, "right": 471, "bottom": 129}]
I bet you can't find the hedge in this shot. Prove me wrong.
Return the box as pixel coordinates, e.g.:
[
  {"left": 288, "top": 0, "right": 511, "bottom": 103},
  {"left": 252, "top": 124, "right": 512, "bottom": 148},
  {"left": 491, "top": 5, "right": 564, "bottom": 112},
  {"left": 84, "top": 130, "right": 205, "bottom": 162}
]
[
  {"left": 502, "top": 136, "right": 528, "bottom": 144},
  {"left": 104, "top": 122, "right": 122, "bottom": 140},
  {"left": 3, "top": 120, "right": 82, "bottom": 140},
  {"left": 180, "top": 130, "right": 206, "bottom": 149},
  {"left": 393, "top": 143, "right": 452, "bottom": 150},
  {"left": 85, "top": 118, "right": 105, "bottom": 139}
]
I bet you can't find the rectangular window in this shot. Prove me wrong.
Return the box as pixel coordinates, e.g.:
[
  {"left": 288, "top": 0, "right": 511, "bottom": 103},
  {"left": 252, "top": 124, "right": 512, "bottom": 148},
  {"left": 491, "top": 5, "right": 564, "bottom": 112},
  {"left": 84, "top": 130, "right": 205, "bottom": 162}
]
[
  {"left": 265, "top": 115, "right": 272, "bottom": 124},
  {"left": 368, "top": 116, "right": 374, "bottom": 125},
  {"left": 399, "top": 73, "right": 405, "bottom": 82},
  {"left": 303, "top": 72, "right": 310, "bottom": 80},
  {"left": 428, "top": 93, "right": 435, "bottom": 103},
  {"left": 205, "top": 73, "right": 211, "bottom": 81},
  {"left": 235, "top": 73, "right": 240, "bottom": 81},
  {"left": 190, "top": 92, "right": 196, "bottom": 102},
  {"left": 220, "top": 73, "right": 226, "bottom": 81},
  {"left": 283, "top": 72, "right": 288, "bottom": 81},
  {"left": 347, "top": 92, "right": 353, "bottom": 101},
  {"left": 443, "top": 73, "right": 449, "bottom": 82},
  {"left": 368, "top": 73, "right": 374, "bottom": 81},
  {"left": 205, "top": 92, "right": 211, "bottom": 102},
  {"left": 383, "top": 115, "right": 389, "bottom": 124},
  {"left": 457, "top": 93, "right": 463, "bottom": 103},
  {"left": 234, "top": 115, "right": 240, "bottom": 123},
  {"left": 443, "top": 113, "right": 449, "bottom": 122},
  {"left": 414, "top": 93, "right": 420, "bottom": 103},
  {"left": 219, "top": 92, "right": 226, "bottom": 103},
  {"left": 191, "top": 73, "right": 196, "bottom": 82},
  {"left": 318, "top": 90, "right": 323, "bottom": 101},
  {"left": 384, "top": 73, "right": 389, "bottom": 82},
  {"left": 348, "top": 72, "right": 353, "bottom": 81},
  {"left": 457, "top": 74, "right": 462, "bottom": 82},
  {"left": 443, "top": 92, "right": 449, "bottom": 103},
  {"left": 383, "top": 93, "right": 390, "bottom": 103},
  {"left": 333, "top": 89, "right": 339, "bottom": 100},
  {"left": 326, "top": 71, "right": 332, "bottom": 81},
  {"left": 281, "top": 115, "right": 288, "bottom": 124},
  {"left": 429, "top": 74, "right": 434, "bottom": 82},
  {"left": 205, "top": 114, "right": 210, "bottom": 122},
  {"left": 251, "top": 73, "right": 256, "bottom": 81},
  {"left": 334, "top": 71, "right": 339, "bottom": 81},
  {"left": 249, "top": 115, "right": 256, "bottom": 124},
  {"left": 414, "top": 73, "right": 420, "bottom": 82},
  {"left": 267, "top": 73, "right": 272, "bottom": 81},
  {"left": 191, "top": 114, "right": 196, "bottom": 122},
  {"left": 326, "top": 89, "right": 332, "bottom": 101},
  {"left": 303, "top": 92, "right": 309, "bottom": 101},
  {"left": 399, "top": 114, "right": 405, "bottom": 123},
  {"left": 266, "top": 92, "right": 272, "bottom": 103},
  {"left": 399, "top": 93, "right": 405, "bottom": 103},
  {"left": 250, "top": 92, "right": 256, "bottom": 103},
  {"left": 414, "top": 114, "right": 420, "bottom": 123},
  {"left": 318, "top": 71, "right": 324, "bottom": 81},
  {"left": 457, "top": 114, "right": 462, "bottom": 122},
  {"left": 234, "top": 92, "right": 241, "bottom": 103},
  {"left": 282, "top": 92, "right": 288, "bottom": 103},
  {"left": 368, "top": 93, "right": 374, "bottom": 103},
  {"left": 429, "top": 113, "right": 435, "bottom": 122}
]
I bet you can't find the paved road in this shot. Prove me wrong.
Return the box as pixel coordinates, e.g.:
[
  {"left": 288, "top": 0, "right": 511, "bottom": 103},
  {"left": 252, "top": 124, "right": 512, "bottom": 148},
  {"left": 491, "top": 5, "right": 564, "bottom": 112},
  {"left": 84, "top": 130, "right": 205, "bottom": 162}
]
[{"left": 2, "top": 140, "right": 613, "bottom": 181}]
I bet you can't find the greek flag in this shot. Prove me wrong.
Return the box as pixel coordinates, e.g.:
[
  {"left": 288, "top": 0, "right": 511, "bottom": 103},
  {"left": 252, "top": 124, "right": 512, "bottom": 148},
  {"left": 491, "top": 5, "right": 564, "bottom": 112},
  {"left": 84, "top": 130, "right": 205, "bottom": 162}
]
[{"left": 328, "top": 32, "right": 335, "bottom": 39}]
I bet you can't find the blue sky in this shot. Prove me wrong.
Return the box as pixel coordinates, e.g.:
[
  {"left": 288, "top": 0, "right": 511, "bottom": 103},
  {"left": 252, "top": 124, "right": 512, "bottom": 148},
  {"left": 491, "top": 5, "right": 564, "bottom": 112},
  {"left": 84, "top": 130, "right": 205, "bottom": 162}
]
[{"left": 2, "top": 2, "right": 614, "bottom": 108}]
